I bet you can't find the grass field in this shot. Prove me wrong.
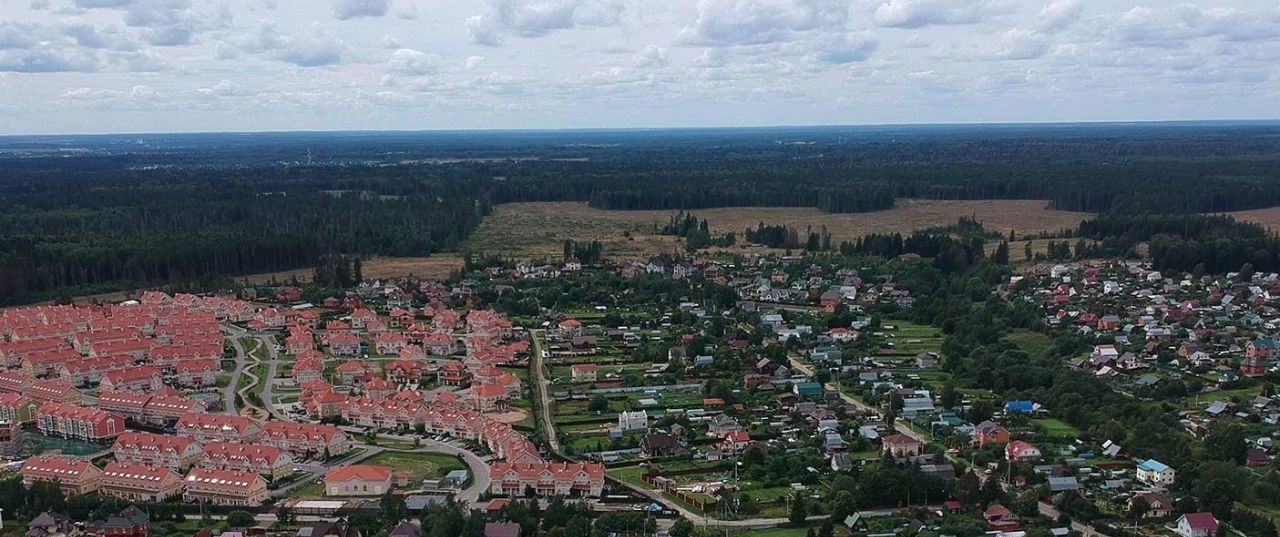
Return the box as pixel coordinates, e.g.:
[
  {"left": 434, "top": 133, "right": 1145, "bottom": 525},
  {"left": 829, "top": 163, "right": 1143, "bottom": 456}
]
[
  {"left": 1006, "top": 330, "right": 1055, "bottom": 358},
  {"left": 878, "top": 320, "right": 944, "bottom": 356},
  {"left": 1033, "top": 418, "right": 1082, "bottom": 438},
  {"left": 465, "top": 200, "right": 1092, "bottom": 259},
  {"left": 362, "top": 451, "right": 468, "bottom": 482}
]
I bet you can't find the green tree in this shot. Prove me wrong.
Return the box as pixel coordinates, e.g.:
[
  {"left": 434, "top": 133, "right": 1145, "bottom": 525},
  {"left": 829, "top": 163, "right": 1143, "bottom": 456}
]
[
  {"left": 226, "top": 510, "right": 255, "bottom": 528},
  {"left": 670, "top": 518, "right": 694, "bottom": 537},
  {"left": 789, "top": 494, "right": 809, "bottom": 526}
]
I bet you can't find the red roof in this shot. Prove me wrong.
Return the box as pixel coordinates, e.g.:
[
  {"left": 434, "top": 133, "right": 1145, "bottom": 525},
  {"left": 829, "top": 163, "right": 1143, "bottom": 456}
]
[
  {"left": 326, "top": 464, "right": 393, "bottom": 482},
  {"left": 1182, "top": 513, "right": 1219, "bottom": 532}
]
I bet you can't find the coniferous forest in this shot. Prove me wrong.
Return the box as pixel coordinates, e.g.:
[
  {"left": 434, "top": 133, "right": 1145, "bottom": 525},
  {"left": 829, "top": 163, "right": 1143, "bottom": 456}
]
[{"left": 4, "top": 122, "right": 1280, "bottom": 302}]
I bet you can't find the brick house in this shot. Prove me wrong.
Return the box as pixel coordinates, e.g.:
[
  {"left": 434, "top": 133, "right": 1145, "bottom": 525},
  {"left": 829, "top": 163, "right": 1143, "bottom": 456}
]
[
  {"left": 99, "top": 461, "right": 184, "bottom": 502},
  {"left": 197, "top": 441, "right": 294, "bottom": 481},
  {"left": 113, "top": 431, "right": 204, "bottom": 470},
  {"left": 100, "top": 366, "right": 164, "bottom": 393},
  {"left": 325, "top": 465, "right": 393, "bottom": 496},
  {"left": 22, "top": 456, "right": 102, "bottom": 496},
  {"left": 259, "top": 421, "right": 352, "bottom": 459},
  {"left": 0, "top": 392, "right": 39, "bottom": 424},
  {"left": 174, "top": 413, "right": 262, "bottom": 443},
  {"left": 36, "top": 402, "right": 125, "bottom": 442},
  {"left": 182, "top": 467, "right": 269, "bottom": 506},
  {"left": 487, "top": 461, "right": 605, "bottom": 497}
]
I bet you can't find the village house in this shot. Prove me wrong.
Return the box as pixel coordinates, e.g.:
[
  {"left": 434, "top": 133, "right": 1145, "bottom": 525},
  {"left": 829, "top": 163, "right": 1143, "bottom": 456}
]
[
  {"left": 488, "top": 461, "right": 606, "bottom": 497},
  {"left": 328, "top": 332, "right": 362, "bottom": 356},
  {"left": 259, "top": 421, "right": 352, "bottom": 459},
  {"left": 325, "top": 465, "right": 394, "bottom": 496},
  {"left": 36, "top": 402, "right": 125, "bottom": 442},
  {"left": 174, "top": 413, "right": 263, "bottom": 443},
  {"left": 882, "top": 434, "right": 923, "bottom": 458},
  {"left": 438, "top": 360, "right": 472, "bottom": 387},
  {"left": 182, "top": 467, "right": 269, "bottom": 506},
  {"left": 1136, "top": 459, "right": 1177, "bottom": 487},
  {"left": 1175, "top": 513, "right": 1219, "bottom": 537},
  {"left": 113, "top": 431, "right": 204, "bottom": 470},
  {"left": 974, "top": 420, "right": 1011, "bottom": 447},
  {"left": 99, "top": 461, "right": 184, "bottom": 502},
  {"left": 173, "top": 359, "right": 219, "bottom": 387},
  {"left": 1006, "top": 440, "right": 1042, "bottom": 462},
  {"left": 100, "top": 366, "right": 164, "bottom": 393},
  {"left": 0, "top": 392, "right": 39, "bottom": 424},
  {"left": 21, "top": 456, "right": 102, "bottom": 496},
  {"left": 197, "top": 441, "right": 294, "bottom": 481},
  {"left": 570, "top": 363, "right": 598, "bottom": 383}
]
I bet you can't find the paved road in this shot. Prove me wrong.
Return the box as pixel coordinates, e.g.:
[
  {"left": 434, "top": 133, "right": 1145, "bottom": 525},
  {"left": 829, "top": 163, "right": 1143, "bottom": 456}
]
[
  {"left": 222, "top": 324, "right": 250, "bottom": 415},
  {"left": 256, "top": 333, "right": 289, "bottom": 420},
  {"left": 332, "top": 428, "right": 494, "bottom": 505}
]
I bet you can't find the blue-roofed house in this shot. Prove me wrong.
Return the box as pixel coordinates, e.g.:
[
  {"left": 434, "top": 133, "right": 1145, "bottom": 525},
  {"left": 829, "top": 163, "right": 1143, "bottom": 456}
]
[
  {"left": 1005, "top": 400, "right": 1038, "bottom": 414},
  {"left": 1136, "top": 459, "right": 1176, "bottom": 487}
]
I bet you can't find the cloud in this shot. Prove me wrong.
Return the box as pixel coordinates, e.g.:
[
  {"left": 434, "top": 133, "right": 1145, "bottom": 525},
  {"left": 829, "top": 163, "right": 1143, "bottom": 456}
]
[
  {"left": 872, "top": 0, "right": 1010, "bottom": 29},
  {"left": 815, "top": 31, "right": 878, "bottom": 64},
  {"left": 72, "top": 0, "right": 233, "bottom": 46},
  {"left": 61, "top": 23, "right": 139, "bottom": 51},
  {"left": 992, "top": 29, "right": 1048, "bottom": 60},
  {"left": 1037, "top": 0, "right": 1082, "bottom": 32},
  {"left": 232, "top": 21, "right": 347, "bottom": 67},
  {"left": 632, "top": 45, "right": 669, "bottom": 68},
  {"left": 466, "top": 0, "right": 624, "bottom": 46},
  {"left": 377, "top": 34, "right": 402, "bottom": 49},
  {"left": 0, "top": 46, "right": 102, "bottom": 73},
  {"left": 1112, "top": 5, "right": 1280, "bottom": 48},
  {"left": 197, "top": 79, "right": 240, "bottom": 97},
  {"left": 394, "top": 1, "right": 418, "bottom": 20},
  {"left": 388, "top": 48, "right": 440, "bottom": 75},
  {"left": 0, "top": 22, "right": 47, "bottom": 49},
  {"left": 332, "top": 0, "right": 388, "bottom": 20},
  {"left": 679, "top": 0, "right": 850, "bottom": 47},
  {"left": 464, "top": 55, "right": 483, "bottom": 70}
]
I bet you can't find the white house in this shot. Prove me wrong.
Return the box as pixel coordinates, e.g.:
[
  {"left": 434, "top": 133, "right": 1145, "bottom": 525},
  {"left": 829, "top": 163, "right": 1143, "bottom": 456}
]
[
  {"left": 1136, "top": 459, "right": 1176, "bottom": 487},
  {"left": 618, "top": 411, "right": 648, "bottom": 432}
]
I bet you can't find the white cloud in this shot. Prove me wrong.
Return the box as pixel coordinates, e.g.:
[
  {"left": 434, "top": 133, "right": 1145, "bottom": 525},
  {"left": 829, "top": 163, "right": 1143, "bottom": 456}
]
[
  {"left": 1112, "top": 4, "right": 1280, "bottom": 48},
  {"left": 232, "top": 21, "right": 347, "bottom": 67},
  {"left": 993, "top": 29, "right": 1048, "bottom": 60},
  {"left": 872, "top": 0, "right": 1011, "bottom": 29},
  {"left": 1037, "top": 0, "right": 1082, "bottom": 32},
  {"left": 394, "top": 1, "right": 418, "bottom": 20},
  {"left": 632, "top": 44, "right": 669, "bottom": 68},
  {"left": 332, "top": 0, "right": 389, "bottom": 20},
  {"left": 815, "top": 31, "right": 878, "bottom": 64},
  {"left": 467, "top": 0, "right": 624, "bottom": 46},
  {"left": 679, "top": 0, "right": 850, "bottom": 47},
  {"left": 464, "top": 55, "right": 484, "bottom": 70},
  {"left": 388, "top": 48, "right": 440, "bottom": 75},
  {"left": 377, "top": 34, "right": 401, "bottom": 49}
]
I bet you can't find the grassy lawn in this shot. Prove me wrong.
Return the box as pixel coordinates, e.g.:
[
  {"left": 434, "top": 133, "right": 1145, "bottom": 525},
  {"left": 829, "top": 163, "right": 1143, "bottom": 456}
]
[
  {"left": 362, "top": 451, "right": 468, "bottom": 483},
  {"left": 288, "top": 479, "right": 326, "bottom": 498},
  {"left": 1005, "top": 329, "right": 1055, "bottom": 357},
  {"left": 878, "top": 320, "right": 943, "bottom": 355},
  {"left": 1034, "top": 417, "right": 1082, "bottom": 438},
  {"left": 608, "top": 466, "right": 652, "bottom": 488}
]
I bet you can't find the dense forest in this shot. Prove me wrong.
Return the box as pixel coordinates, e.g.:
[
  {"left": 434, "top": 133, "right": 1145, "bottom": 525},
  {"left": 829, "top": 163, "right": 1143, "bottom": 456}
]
[{"left": 4, "top": 122, "right": 1280, "bottom": 302}]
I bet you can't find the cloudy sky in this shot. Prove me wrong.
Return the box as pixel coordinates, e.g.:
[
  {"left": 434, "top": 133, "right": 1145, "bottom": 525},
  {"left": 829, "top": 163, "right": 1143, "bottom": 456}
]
[{"left": 1, "top": 0, "right": 1278, "bottom": 134}]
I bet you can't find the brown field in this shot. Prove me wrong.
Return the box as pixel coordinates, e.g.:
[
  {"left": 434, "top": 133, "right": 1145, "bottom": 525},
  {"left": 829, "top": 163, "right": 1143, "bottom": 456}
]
[
  {"left": 465, "top": 200, "right": 1092, "bottom": 260},
  {"left": 1228, "top": 208, "right": 1280, "bottom": 232},
  {"left": 66, "top": 255, "right": 464, "bottom": 305}
]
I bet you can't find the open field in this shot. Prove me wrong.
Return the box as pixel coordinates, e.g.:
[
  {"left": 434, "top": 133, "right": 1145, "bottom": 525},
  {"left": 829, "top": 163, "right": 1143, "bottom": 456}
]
[
  {"left": 1227, "top": 208, "right": 1280, "bottom": 231},
  {"left": 362, "top": 451, "right": 468, "bottom": 483},
  {"left": 65, "top": 255, "right": 464, "bottom": 305},
  {"left": 465, "top": 200, "right": 1092, "bottom": 259}
]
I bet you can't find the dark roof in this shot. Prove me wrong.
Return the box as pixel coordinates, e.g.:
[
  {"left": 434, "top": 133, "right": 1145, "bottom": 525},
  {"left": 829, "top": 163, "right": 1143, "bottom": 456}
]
[{"left": 485, "top": 522, "right": 522, "bottom": 537}]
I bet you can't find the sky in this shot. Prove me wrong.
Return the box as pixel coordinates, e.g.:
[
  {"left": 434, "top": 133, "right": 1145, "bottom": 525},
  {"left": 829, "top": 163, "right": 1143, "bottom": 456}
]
[{"left": 0, "top": 0, "right": 1278, "bottom": 134}]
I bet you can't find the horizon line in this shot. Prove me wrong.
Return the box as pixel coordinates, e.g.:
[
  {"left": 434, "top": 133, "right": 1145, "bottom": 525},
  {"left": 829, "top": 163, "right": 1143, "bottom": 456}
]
[{"left": 4, "top": 118, "right": 1280, "bottom": 139}]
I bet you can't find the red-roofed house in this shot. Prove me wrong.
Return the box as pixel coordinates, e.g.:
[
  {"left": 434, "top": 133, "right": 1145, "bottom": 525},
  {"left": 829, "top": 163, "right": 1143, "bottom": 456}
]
[
  {"left": 471, "top": 383, "right": 510, "bottom": 412},
  {"left": 423, "top": 332, "right": 456, "bottom": 355},
  {"left": 173, "top": 359, "right": 219, "bottom": 387},
  {"left": 27, "top": 379, "right": 82, "bottom": 404},
  {"left": 198, "top": 441, "right": 294, "bottom": 481},
  {"left": 329, "top": 332, "right": 361, "bottom": 356},
  {"left": 259, "top": 421, "right": 352, "bottom": 459},
  {"left": 22, "top": 455, "right": 102, "bottom": 496},
  {"left": 386, "top": 359, "right": 425, "bottom": 384},
  {"left": 100, "top": 366, "right": 163, "bottom": 393},
  {"left": 1176, "top": 513, "right": 1219, "bottom": 537},
  {"left": 1006, "top": 441, "right": 1042, "bottom": 462},
  {"left": 0, "top": 392, "right": 39, "bottom": 424},
  {"left": 325, "top": 465, "right": 393, "bottom": 496},
  {"left": 335, "top": 360, "right": 375, "bottom": 385},
  {"left": 174, "top": 413, "right": 262, "bottom": 443},
  {"left": 113, "top": 431, "right": 203, "bottom": 470},
  {"left": 36, "top": 402, "right": 124, "bottom": 442},
  {"left": 182, "top": 467, "right": 269, "bottom": 506},
  {"left": 99, "top": 461, "right": 183, "bottom": 502},
  {"left": 570, "top": 363, "right": 598, "bottom": 383},
  {"left": 438, "top": 361, "right": 471, "bottom": 387},
  {"left": 488, "top": 461, "right": 605, "bottom": 497},
  {"left": 882, "top": 434, "right": 923, "bottom": 458}
]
